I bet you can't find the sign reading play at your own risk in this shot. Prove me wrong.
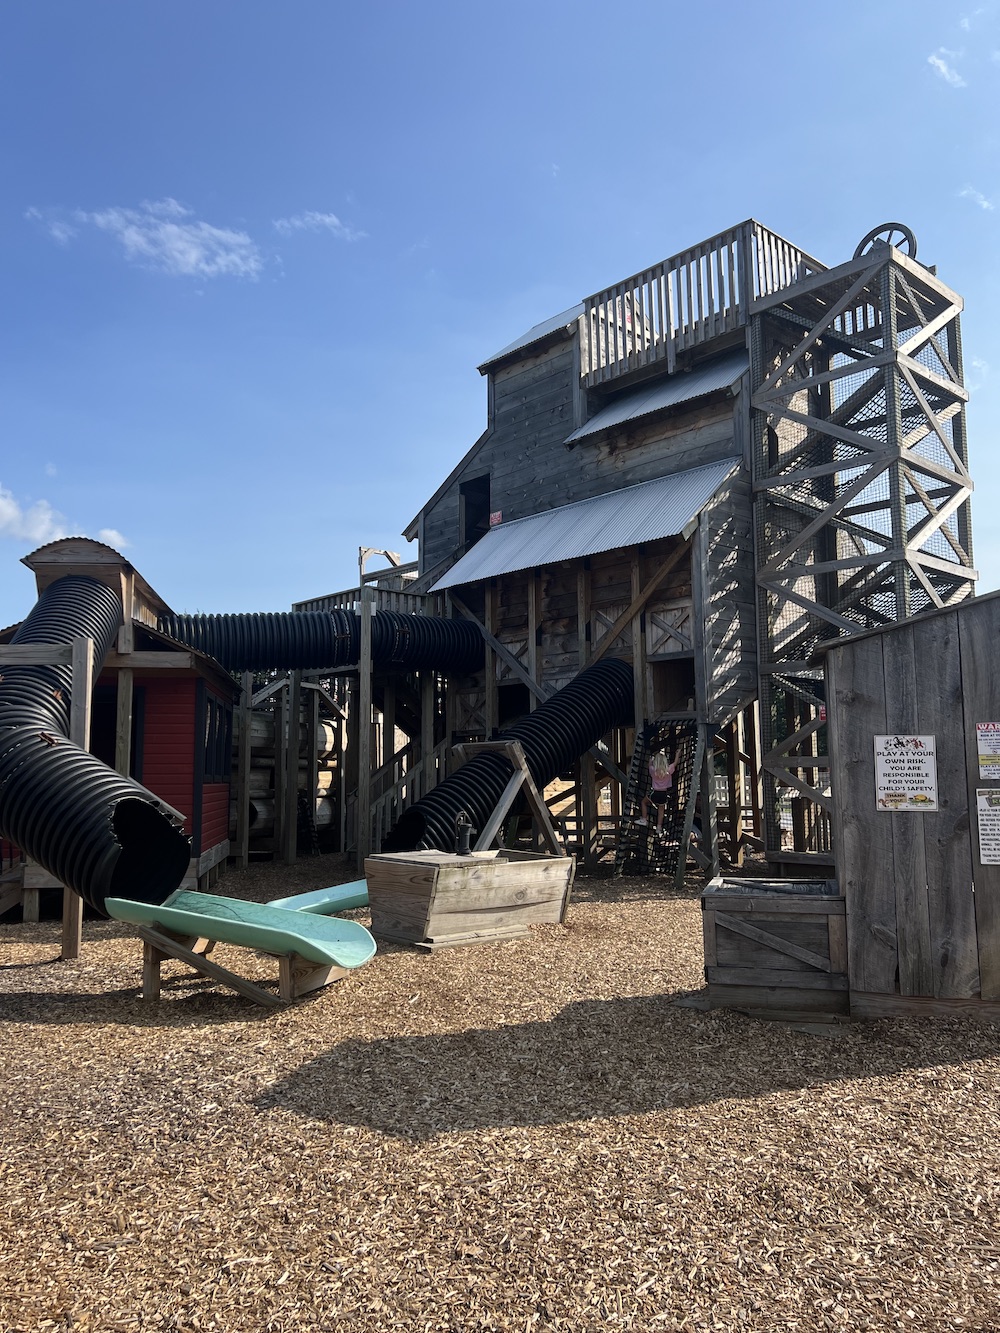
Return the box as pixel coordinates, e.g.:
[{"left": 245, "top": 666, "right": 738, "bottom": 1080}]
[{"left": 873, "top": 734, "right": 938, "bottom": 812}]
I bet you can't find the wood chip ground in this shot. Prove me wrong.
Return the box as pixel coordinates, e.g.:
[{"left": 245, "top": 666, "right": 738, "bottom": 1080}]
[{"left": 2, "top": 858, "right": 999, "bottom": 1331}]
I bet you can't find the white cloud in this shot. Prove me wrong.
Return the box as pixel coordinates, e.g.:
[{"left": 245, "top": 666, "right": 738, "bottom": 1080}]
[
  {"left": 960, "top": 7, "right": 986, "bottom": 30},
  {"left": 24, "top": 206, "right": 77, "bottom": 245},
  {"left": 97, "top": 527, "right": 130, "bottom": 549},
  {"left": 44, "top": 462, "right": 57, "bottom": 477},
  {"left": 0, "top": 486, "right": 69, "bottom": 544},
  {"left": 969, "top": 357, "right": 991, "bottom": 392},
  {"left": 272, "top": 211, "right": 365, "bottom": 241},
  {"left": 75, "top": 197, "right": 263, "bottom": 279},
  {"left": 928, "top": 49, "right": 967, "bottom": 86},
  {"left": 960, "top": 185, "right": 995, "bottom": 210}
]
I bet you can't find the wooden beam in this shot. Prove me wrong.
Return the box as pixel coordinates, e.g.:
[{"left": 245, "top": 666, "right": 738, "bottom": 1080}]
[
  {"left": 630, "top": 553, "right": 648, "bottom": 730},
  {"left": 484, "top": 580, "right": 498, "bottom": 736},
  {"left": 104, "top": 650, "right": 195, "bottom": 671},
  {"left": 588, "top": 538, "right": 692, "bottom": 668},
  {"left": 136, "top": 925, "right": 283, "bottom": 1007},
  {"left": 527, "top": 571, "right": 540, "bottom": 711},
  {"left": 281, "top": 670, "right": 301, "bottom": 865},
  {"left": 456, "top": 740, "right": 565, "bottom": 856},
  {"left": 449, "top": 593, "right": 628, "bottom": 787},
  {"left": 0, "top": 644, "right": 72, "bottom": 665},
  {"left": 357, "top": 588, "right": 374, "bottom": 869},
  {"left": 63, "top": 636, "right": 95, "bottom": 961},
  {"left": 114, "top": 668, "right": 134, "bottom": 777},
  {"left": 235, "top": 671, "right": 253, "bottom": 868}
]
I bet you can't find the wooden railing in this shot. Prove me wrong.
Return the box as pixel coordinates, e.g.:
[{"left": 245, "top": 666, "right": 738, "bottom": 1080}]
[
  {"left": 292, "top": 586, "right": 445, "bottom": 616},
  {"left": 582, "top": 220, "right": 826, "bottom": 388},
  {"left": 368, "top": 737, "right": 451, "bottom": 852}
]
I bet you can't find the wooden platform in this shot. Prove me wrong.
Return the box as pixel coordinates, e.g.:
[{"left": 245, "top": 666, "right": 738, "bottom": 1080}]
[{"left": 364, "top": 849, "right": 575, "bottom": 950}]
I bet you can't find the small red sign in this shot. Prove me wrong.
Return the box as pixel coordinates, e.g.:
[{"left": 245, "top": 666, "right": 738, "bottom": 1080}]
[
  {"left": 489, "top": 511, "right": 503, "bottom": 527},
  {"left": 819, "top": 705, "right": 827, "bottom": 723}
]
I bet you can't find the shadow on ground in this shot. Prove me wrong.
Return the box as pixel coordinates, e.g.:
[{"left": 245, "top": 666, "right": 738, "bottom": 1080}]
[{"left": 256, "top": 992, "right": 1000, "bottom": 1139}]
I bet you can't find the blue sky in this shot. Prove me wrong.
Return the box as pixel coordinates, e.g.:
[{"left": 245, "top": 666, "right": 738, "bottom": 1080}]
[{"left": 1, "top": 0, "right": 998, "bottom": 619}]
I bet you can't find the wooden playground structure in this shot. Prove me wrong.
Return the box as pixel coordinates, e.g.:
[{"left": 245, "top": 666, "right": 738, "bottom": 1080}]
[{"left": 2, "top": 217, "right": 994, "bottom": 1022}]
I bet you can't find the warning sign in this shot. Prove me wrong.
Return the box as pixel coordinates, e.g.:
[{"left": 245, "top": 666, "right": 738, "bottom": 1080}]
[
  {"left": 874, "top": 735, "right": 938, "bottom": 812},
  {"left": 976, "top": 722, "right": 1000, "bottom": 780},
  {"left": 977, "top": 789, "right": 1000, "bottom": 864}
]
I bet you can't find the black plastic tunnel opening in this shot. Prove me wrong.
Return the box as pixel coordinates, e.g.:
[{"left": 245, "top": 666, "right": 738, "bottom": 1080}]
[{"left": 0, "top": 577, "right": 192, "bottom": 916}]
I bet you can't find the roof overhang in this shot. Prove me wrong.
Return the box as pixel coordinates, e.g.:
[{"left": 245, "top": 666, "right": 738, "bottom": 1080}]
[
  {"left": 430, "top": 457, "right": 739, "bottom": 591},
  {"left": 564, "top": 349, "right": 747, "bottom": 447}
]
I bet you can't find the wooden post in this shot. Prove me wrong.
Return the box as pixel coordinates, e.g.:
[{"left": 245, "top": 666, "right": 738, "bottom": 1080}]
[
  {"left": 527, "top": 570, "right": 540, "bottom": 711},
  {"left": 63, "top": 636, "right": 95, "bottom": 960},
  {"left": 725, "top": 721, "right": 741, "bottom": 865},
  {"left": 357, "top": 587, "right": 374, "bottom": 870},
  {"left": 420, "top": 670, "right": 435, "bottom": 798},
  {"left": 281, "top": 670, "right": 301, "bottom": 865},
  {"left": 485, "top": 580, "right": 498, "bottom": 737},
  {"left": 307, "top": 684, "right": 320, "bottom": 812},
  {"left": 339, "top": 678, "right": 352, "bottom": 854},
  {"left": 114, "top": 668, "right": 134, "bottom": 777},
  {"left": 235, "top": 671, "right": 253, "bottom": 868},
  {"left": 700, "top": 723, "right": 719, "bottom": 877},
  {"left": 383, "top": 678, "right": 396, "bottom": 771},
  {"left": 577, "top": 563, "right": 598, "bottom": 869},
  {"left": 117, "top": 570, "right": 135, "bottom": 655},
  {"left": 630, "top": 553, "right": 648, "bottom": 732},
  {"left": 273, "top": 679, "right": 288, "bottom": 857}
]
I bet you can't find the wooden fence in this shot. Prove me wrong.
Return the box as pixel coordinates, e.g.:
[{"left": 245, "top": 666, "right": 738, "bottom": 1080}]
[{"left": 824, "top": 590, "right": 1000, "bottom": 1019}]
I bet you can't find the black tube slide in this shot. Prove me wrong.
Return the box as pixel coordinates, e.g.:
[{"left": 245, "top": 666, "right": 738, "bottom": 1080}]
[
  {"left": 160, "top": 609, "right": 484, "bottom": 675},
  {"left": 1, "top": 580, "right": 632, "bottom": 913},
  {"left": 382, "top": 658, "right": 635, "bottom": 852},
  {"left": 0, "top": 576, "right": 190, "bottom": 915}
]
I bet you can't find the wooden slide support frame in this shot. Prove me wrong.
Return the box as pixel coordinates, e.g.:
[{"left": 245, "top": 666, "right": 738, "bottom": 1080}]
[
  {"left": 451, "top": 739, "right": 565, "bottom": 856},
  {"left": 136, "top": 924, "right": 350, "bottom": 1008}
]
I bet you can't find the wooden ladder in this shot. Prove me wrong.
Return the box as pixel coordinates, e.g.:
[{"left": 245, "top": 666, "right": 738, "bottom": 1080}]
[{"left": 614, "top": 719, "right": 703, "bottom": 887}]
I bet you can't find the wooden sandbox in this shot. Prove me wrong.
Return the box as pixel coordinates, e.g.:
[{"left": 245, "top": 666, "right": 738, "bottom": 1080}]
[{"left": 364, "top": 849, "right": 575, "bottom": 950}]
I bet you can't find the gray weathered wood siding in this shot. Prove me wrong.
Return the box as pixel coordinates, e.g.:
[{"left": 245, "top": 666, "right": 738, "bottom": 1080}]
[
  {"left": 826, "top": 594, "right": 1000, "bottom": 1006},
  {"left": 419, "top": 322, "right": 742, "bottom": 575},
  {"left": 421, "top": 341, "right": 579, "bottom": 572}
]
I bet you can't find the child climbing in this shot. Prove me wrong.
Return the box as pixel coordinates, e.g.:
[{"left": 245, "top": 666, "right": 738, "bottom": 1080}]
[{"left": 637, "top": 749, "right": 678, "bottom": 834}]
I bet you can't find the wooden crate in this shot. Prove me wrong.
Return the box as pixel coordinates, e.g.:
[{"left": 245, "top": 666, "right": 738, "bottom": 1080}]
[
  {"left": 364, "top": 849, "right": 575, "bottom": 950},
  {"left": 701, "top": 876, "right": 848, "bottom": 1019}
]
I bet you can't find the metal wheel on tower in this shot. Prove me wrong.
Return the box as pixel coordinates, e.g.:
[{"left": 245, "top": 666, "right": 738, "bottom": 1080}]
[{"left": 853, "top": 223, "right": 917, "bottom": 260}]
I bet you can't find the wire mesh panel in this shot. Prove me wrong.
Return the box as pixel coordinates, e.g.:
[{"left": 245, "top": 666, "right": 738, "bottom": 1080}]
[{"left": 750, "top": 242, "right": 974, "bottom": 859}]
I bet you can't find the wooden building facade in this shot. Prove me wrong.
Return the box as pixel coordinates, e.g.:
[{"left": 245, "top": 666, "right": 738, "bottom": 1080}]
[{"left": 387, "top": 219, "right": 976, "bottom": 872}]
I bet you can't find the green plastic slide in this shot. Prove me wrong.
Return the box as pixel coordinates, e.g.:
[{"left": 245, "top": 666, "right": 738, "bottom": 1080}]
[
  {"left": 267, "top": 881, "right": 369, "bottom": 914},
  {"left": 105, "top": 890, "right": 377, "bottom": 969}
]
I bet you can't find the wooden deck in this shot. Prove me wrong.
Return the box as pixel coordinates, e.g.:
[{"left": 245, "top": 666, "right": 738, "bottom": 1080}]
[{"left": 582, "top": 220, "right": 825, "bottom": 388}]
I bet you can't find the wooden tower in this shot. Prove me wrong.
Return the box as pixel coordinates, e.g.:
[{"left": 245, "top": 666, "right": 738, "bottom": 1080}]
[{"left": 748, "top": 224, "right": 975, "bottom": 865}]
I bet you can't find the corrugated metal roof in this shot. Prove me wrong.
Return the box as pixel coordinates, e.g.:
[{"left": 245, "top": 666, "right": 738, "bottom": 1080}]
[
  {"left": 478, "top": 303, "right": 585, "bottom": 372},
  {"left": 430, "top": 458, "right": 739, "bottom": 591},
  {"left": 564, "top": 349, "right": 748, "bottom": 445}
]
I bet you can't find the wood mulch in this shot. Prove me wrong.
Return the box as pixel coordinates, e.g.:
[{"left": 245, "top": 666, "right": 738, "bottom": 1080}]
[{"left": 2, "top": 856, "right": 1000, "bottom": 1332}]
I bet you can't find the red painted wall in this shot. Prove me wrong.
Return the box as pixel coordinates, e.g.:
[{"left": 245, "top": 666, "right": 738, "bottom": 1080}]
[
  {"left": 202, "top": 783, "right": 230, "bottom": 851},
  {"left": 142, "top": 679, "right": 197, "bottom": 839}
]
